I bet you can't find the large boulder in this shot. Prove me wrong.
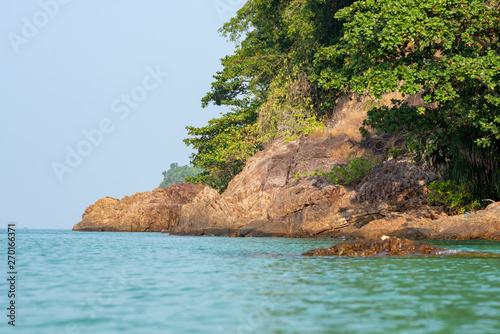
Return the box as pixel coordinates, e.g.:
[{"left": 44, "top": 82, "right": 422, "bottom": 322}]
[{"left": 73, "top": 183, "right": 202, "bottom": 232}]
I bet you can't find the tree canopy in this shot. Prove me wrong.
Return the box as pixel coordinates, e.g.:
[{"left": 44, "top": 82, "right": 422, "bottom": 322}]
[
  {"left": 183, "top": 0, "right": 499, "bottom": 200},
  {"left": 316, "top": 0, "right": 500, "bottom": 199},
  {"left": 159, "top": 163, "right": 203, "bottom": 188}
]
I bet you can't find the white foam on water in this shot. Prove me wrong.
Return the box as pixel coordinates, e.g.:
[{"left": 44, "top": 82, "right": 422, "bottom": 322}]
[{"left": 437, "top": 249, "right": 463, "bottom": 255}]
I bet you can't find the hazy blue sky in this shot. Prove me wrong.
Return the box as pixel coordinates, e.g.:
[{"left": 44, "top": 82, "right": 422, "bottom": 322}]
[{"left": 1, "top": 0, "right": 246, "bottom": 229}]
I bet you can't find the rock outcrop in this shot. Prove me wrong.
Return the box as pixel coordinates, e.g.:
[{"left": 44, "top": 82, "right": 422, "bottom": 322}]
[
  {"left": 302, "top": 237, "right": 448, "bottom": 256},
  {"left": 73, "top": 132, "right": 499, "bottom": 239},
  {"left": 72, "top": 183, "right": 202, "bottom": 232},
  {"left": 171, "top": 135, "right": 500, "bottom": 240},
  {"left": 172, "top": 135, "right": 443, "bottom": 237},
  {"left": 73, "top": 86, "right": 499, "bottom": 238}
]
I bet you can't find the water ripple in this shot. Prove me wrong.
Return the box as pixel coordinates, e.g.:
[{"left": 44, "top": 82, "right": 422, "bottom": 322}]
[{"left": 4, "top": 230, "right": 500, "bottom": 334}]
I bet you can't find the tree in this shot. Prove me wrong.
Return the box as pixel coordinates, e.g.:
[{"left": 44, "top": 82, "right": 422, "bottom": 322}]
[
  {"left": 159, "top": 163, "right": 203, "bottom": 188},
  {"left": 183, "top": 105, "right": 259, "bottom": 192},
  {"left": 185, "top": 0, "right": 354, "bottom": 192},
  {"left": 317, "top": 0, "right": 500, "bottom": 199}
]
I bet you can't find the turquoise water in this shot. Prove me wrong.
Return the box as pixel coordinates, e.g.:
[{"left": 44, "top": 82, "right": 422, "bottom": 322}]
[{"left": 2, "top": 230, "right": 500, "bottom": 334}]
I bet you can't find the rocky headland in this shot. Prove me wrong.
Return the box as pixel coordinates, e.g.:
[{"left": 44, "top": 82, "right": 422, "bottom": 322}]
[
  {"left": 73, "top": 134, "right": 500, "bottom": 239},
  {"left": 170, "top": 136, "right": 500, "bottom": 239},
  {"left": 72, "top": 92, "right": 499, "bottom": 240},
  {"left": 72, "top": 182, "right": 201, "bottom": 232}
]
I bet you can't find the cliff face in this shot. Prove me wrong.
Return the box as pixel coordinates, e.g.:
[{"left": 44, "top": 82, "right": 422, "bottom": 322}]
[{"left": 72, "top": 183, "right": 201, "bottom": 232}]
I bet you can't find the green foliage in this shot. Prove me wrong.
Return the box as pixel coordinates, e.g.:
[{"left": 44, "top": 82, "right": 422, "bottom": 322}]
[
  {"left": 258, "top": 72, "right": 326, "bottom": 143},
  {"left": 427, "top": 180, "right": 482, "bottom": 214},
  {"left": 282, "top": 115, "right": 325, "bottom": 143},
  {"left": 293, "top": 169, "right": 322, "bottom": 183},
  {"left": 445, "top": 125, "right": 500, "bottom": 200},
  {"left": 185, "top": 0, "right": 354, "bottom": 192},
  {"left": 183, "top": 105, "right": 260, "bottom": 193},
  {"left": 316, "top": 0, "right": 500, "bottom": 200},
  {"left": 387, "top": 147, "right": 406, "bottom": 160},
  {"left": 324, "top": 154, "right": 381, "bottom": 186},
  {"left": 159, "top": 163, "right": 203, "bottom": 188},
  {"left": 294, "top": 154, "right": 380, "bottom": 186},
  {"left": 293, "top": 172, "right": 303, "bottom": 182}
]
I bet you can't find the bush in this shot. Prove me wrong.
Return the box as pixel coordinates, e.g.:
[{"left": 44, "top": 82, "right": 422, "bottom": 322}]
[
  {"left": 427, "top": 180, "right": 481, "bottom": 215},
  {"left": 295, "top": 153, "right": 380, "bottom": 186},
  {"left": 325, "top": 153, "right": 380, "bottom": 186}
]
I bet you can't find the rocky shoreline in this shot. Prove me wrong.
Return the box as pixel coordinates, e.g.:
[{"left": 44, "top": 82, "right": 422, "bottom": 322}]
[{"left": 73, "top": 135, "right": 500, "bottom": 240}]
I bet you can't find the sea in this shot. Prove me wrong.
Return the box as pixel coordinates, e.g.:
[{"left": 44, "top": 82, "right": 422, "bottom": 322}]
[{"left": 2, "top": 229, "right": 500, "bottom": 334}]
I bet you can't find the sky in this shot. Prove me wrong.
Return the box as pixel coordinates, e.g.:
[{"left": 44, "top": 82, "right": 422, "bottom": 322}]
[{"left": 1, "top": 0, "right": 246, "bottom": 229}]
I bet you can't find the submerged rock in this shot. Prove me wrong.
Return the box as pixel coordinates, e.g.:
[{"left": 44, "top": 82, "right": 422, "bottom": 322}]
[
  {"left": 72, "top": 183, "right": 202, "bottom": 232},
  {"left": 302, "top": 237, "right": 448, "bottom": 256}
]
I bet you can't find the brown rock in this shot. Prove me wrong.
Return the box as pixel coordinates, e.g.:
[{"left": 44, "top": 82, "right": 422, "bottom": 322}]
[
  {"left": 342, "top": 206, "right": 500, "bottom": 240},
  {"left": 72, "top": 183, "right": 202, "bottom": 232},
  {"left": 172, "top": 135, "right": 439, "bottom": 237},
  {"left": 486, "top": 202, "right": 500, "bottom": 211},
  {"left": 302, "top": 237, "right": 448, "bottom": 256},
  {"left": 171, "top": 134, "right": 499, "bottom": 240},
  {"left": 353, "top": 158, "right": 437, "bottom": 205}
]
